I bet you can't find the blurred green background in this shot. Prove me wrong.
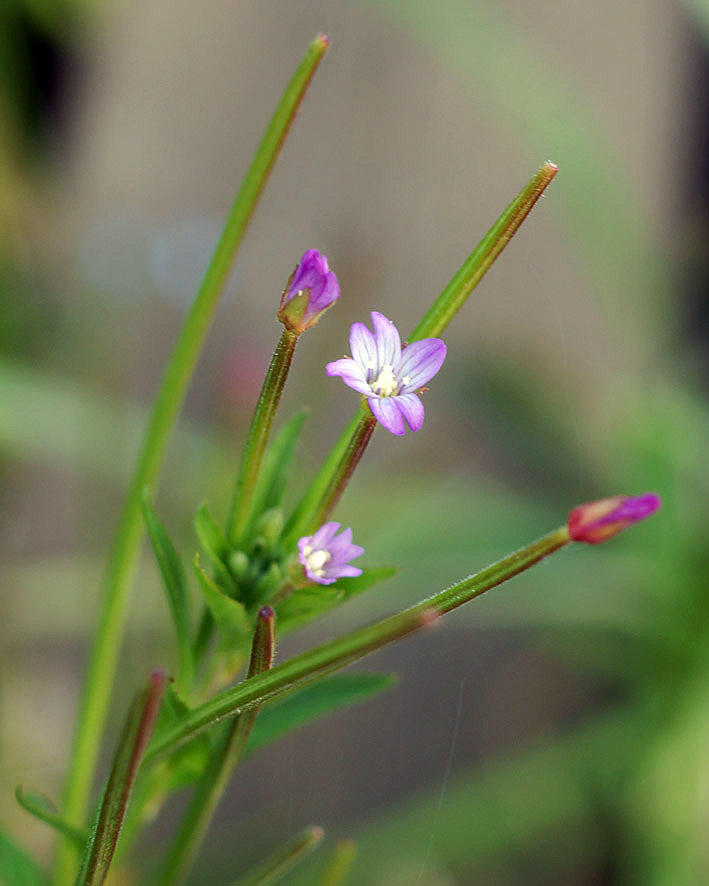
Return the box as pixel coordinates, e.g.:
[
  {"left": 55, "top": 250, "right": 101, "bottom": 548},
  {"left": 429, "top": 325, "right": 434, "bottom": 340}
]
[{"left": 1, "top": 0, "right": 708, "bottom": 884}]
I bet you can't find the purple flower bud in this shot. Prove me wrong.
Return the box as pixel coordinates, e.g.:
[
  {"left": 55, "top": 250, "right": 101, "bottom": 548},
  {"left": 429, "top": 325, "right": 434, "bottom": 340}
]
[
  {"left": 568, "top": 492, "right": 661, "bottom": 544},
  {"left": 278, "top": 249, "right": 340, "bottom": 333},
  {"left": 326, "top": 311, "right": 446, "bottom": 435},
  {"left": 297, "top": 522, "right": 364, "bottom": 586}
]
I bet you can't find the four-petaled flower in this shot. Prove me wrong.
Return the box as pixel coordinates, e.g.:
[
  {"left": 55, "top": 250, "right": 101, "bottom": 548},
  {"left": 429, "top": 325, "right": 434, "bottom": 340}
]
[
  {"left": 297, "top": 522, "right": 364, "bottom": 586},
  {"left": 568, "top": 492, "right": 661, "bottom": 544},
  {"left": 278, "top": 249, "right": 340, "bottom": 333},
  {"left": 325, "top": 311, "right": 446, "bottom": 435}
]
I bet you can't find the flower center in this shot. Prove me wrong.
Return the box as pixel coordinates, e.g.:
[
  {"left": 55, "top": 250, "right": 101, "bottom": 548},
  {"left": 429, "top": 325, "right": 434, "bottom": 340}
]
[
  {"left": 303, "top": 545, "right": 331, "bottom": 578},
  {"left": 371, "top": 364, "right": 399, "bottom": 397}
]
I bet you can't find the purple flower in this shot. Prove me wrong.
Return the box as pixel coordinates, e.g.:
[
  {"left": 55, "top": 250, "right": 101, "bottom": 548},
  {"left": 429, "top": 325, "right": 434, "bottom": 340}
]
[
  {"left": 568, "top": 492, "right": 661, "bottom": 544},
  {"left": 278, "top": 249, "right": 340, "bottom": 333},
  {"left": 326, "top": 311, "right": 446, "bottom": 435},
  {"left": 297, "top": 522, "right": 364, "bottom": 586}
]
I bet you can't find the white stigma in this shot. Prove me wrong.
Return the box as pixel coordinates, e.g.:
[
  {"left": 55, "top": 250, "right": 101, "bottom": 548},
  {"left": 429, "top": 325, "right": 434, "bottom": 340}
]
[
  {"left": 371, "top": 363, "right": 399, "bottom": 397},
  {"left": 303, "top": 544, "right": 331, "bottom": 578}
]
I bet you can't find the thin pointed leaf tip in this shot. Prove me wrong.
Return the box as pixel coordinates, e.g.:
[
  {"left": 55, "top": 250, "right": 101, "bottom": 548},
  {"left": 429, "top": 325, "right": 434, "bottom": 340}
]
[
  {"left": 278, "top": 249, "right": 340, "bottom": 333},
  {"left": 326, "top": 311, "right": 446, "bottom": 435},
  {"left": 297, "top": 522, "right": 364, "bottom": 585},
  {"left": 568, "top": 492, "right": 661, "bottom": 544}
]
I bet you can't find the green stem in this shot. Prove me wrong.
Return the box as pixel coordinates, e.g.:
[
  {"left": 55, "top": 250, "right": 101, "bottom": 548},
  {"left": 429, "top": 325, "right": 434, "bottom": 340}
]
[
  {"left": 227, "top": 329, "right": 299, "bottom": 546},
  {"left": 154, "top": 610, "right": 276, "bottom": 886},
  {"left": 284, "top": 162, "right": 557, "bottom": 544},
  {"left": 146, "top": 527, "right": 570, "bottom": 762},
  {"left": 55, "top": 35, "right": 329, "bottom": 886},
  {"left": 410, "top": 161, "right": 558, "bottom": 340},
  {"left": 283, "top": 410, "right": 376, "bottom": 548},
  {"left": 75, "top": 672, "right": 166, "bottom": 886},
  {"left": 233, "top": 826, "right": 324, "bottom": 886}
]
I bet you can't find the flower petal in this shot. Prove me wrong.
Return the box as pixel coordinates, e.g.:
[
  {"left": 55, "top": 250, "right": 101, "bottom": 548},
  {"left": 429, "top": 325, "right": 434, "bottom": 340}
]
[
  {"left": 326, "top": 525, "right": 353, "bottom": 554},
  {"left": 328, "top": 564, "right": 363, "bottom": 579},
  {"left": 309, "top": 521, "right": 340, "bottom": 549},
  {"left": 398, "top": 339, "right": 447, "bottom": 390},
  {"left": 371, "top": 312, "right": 401, "bottom": 371},
  {"left": 369, "top": 396, "right": 405, "bottom": 435},
  {"left": 394, "top": 393, "right": 425, "bottom": 432},
  {"left": 350, "top": 322, "right": 378, "bottom": 371},
  {"left": 326, "top": 358, "right": 371, "bottom": 395}
]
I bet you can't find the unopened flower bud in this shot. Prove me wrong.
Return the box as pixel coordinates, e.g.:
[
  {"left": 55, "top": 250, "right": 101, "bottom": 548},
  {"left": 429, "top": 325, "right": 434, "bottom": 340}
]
[
  {"left": 568, "top": 492, "right": 661, "bottom": 544},
  {"left": 278, "top": 249, "right": 339, "bottom": 333}
]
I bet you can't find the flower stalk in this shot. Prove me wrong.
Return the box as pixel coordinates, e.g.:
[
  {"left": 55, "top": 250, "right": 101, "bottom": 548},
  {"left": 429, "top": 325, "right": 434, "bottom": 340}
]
[
  {"left": 283, "top": 410, "right": 376, "bottom": 548},
  {"left": 55, "top": 36, "right": 330, "bottom": 886},
  {"left": 227, "top": 329, "right": 299, "bottom": 546}
]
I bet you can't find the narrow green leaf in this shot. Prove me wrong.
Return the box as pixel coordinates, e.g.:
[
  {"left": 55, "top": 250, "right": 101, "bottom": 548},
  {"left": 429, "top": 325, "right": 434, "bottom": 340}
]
[
  {"left": 194, "top": 501, "right": 234, "bottom": 586},
  {"left": 0, "top": 828, "right": 48, "bottom": 886},
  {"left": 276, "top": 587, "right": 345, "bottom": 634},
  {"left": 142, "top": 489, "right": 193, "bottom": 693},
  {"left": 75, "top": 672, "right": 166, "bottom": 886},
  {"left": 232, "top": 825, "right": 324, "bottom": 886},
  {"left": 14, "top": 788, "right": 87, "bottom": 850},
  {"left": 332, "top": 566, "right": 398, "bottom": 598},
  {"left": 192, "top": 553, "right": 250, "bottom": 646},
  {"left": 247, "top": 673, "right": 397, "bottom": 755},
  {"left": 276, "top": 569, "right": 398, "bottom": 635}
]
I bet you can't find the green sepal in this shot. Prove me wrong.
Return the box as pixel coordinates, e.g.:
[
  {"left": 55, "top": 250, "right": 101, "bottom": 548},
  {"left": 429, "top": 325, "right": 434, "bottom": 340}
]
[
  {"left": 0, "top": 828, "right": 48, "bottom": 886},
  {"left": 14, "top": 787, "right": 87, "bottom": 850},
  {"left": 247, "top": 673, "right": 396, "bottom": 755},
  {"left": 244, "top": 409, "right": 309, "bottom": 541},
  {"left": 192, "top": 553, "right": 250, "bottom": 648},
  {"left": 141, "top": 488, "right": 194, "bottom": 696},
  {"left": 194, "top": 501, "right": 235, "bottom": 590}
]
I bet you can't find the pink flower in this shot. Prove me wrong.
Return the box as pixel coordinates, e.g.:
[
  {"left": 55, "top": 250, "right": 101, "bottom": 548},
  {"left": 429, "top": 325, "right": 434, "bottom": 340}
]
[
  {"left": 278, "top": 249, "right": 340, "bottom": 333},
  {"left": 326, "top": 312, "right": 446, "bottom": 435},
  {"left": 568, "top": 493, "right": 661, "bottom": 544},
  {"left": 297, "top": 522, "right": 364, "bottom": 586}
]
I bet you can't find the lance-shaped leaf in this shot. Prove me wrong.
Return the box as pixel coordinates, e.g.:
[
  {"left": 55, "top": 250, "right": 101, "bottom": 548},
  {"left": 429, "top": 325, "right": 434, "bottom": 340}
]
[
  {"left": 0, "top": 828, "right": 48, "bottom": 886},
  {"left": 276, "top": 567, "right": 398, "bottom": 635},
  {"left": 194, "top": 501, "right": 235, "bottom": 590},
  {"left": 74, "top": 671, "right": 166, "bottom": 886},
  {"left": 247, "top": 673, "right": 396, "bottom": 755},
  {"left": 193, "top": 553, "right": 250, "bottom": 647},
  {"left": 15, "top": 787, "right": 87, "bottom": 850},
  {"left": 142, "top": 489, "right": 194, "bottom": 694}
]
